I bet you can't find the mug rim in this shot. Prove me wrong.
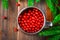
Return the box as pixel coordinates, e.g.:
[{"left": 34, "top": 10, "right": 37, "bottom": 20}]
[{"left": 17, "top": 7, "right": 46, "bottom": 35}]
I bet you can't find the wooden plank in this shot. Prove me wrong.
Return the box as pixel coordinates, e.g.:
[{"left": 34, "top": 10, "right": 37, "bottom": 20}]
[
  {"left": 17, "top": 0, "right": 26, "bottom": 40},
  {"left": 2, "top": 10, "right": 8, "bottom": 40},
  {"left": 1, "top": 1, "right": 8, "bottom": 40},
  {"left": 8, "top": 0, "right": 17, "bottom": 40},
  {"left": 0, "top": 0, "right": 2, "bottom": 40},
  {"left": 0, "top": 0, "right": 7, "bottom": 40}
]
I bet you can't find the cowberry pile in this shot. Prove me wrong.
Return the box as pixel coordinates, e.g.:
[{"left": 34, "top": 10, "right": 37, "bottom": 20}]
[{"left": 18, "top": 8, "right": 44, "bottom": 33}]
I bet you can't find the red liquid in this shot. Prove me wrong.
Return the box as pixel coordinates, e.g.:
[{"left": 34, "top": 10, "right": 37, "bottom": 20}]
[{"left": 18, "top": 8, "right": 44, "bottom": 33}]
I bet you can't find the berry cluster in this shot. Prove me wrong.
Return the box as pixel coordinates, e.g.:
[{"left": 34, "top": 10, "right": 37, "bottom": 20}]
[{"left": 18, "top": 8, "right": 44, "bottom": 33}]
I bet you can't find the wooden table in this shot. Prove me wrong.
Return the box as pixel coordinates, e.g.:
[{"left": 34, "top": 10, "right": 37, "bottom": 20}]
[{"left": 0, "top": 0, "right": 53, "bottom": 40}]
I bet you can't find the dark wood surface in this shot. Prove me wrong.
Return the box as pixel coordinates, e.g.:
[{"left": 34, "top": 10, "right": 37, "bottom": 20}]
[
  {"left": 0, "top": 0, "right": 2, "bottom": 40},
  {"left": 0, "top": 0, "right": 53, "bottom": 40}
]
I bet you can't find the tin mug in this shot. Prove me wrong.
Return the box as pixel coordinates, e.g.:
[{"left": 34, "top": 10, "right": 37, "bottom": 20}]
[{"left": 17, "top": 7, "right": 53, "bottom": 35}]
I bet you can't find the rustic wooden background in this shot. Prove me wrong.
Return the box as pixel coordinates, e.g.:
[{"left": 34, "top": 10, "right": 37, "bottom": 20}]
[{"left": 0, "top": 0, "right": 53, "bottom": 40}]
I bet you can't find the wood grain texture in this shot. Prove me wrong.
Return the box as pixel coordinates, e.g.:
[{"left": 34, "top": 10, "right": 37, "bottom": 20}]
[
  {"left": 0, "top": 0, "right": 17, "bottom": 40},
  {"left": 0, "top": 0, "right": 53, "bottom": 40},
  {"left": 8, "top": 0, "right": 17, "bottom": 40},
  {"left": 0, "top": 0, "right": 2, "bottom": 40}
]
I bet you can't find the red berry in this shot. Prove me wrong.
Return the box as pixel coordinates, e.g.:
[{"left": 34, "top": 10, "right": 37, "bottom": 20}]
[
  {"left": 41, "top": 19, "right": 44, "bottom": 22},
  {"left": 31, "top": 23, "right": 34, "bottom": 25},
  {"left": 16, "top": 3, "right": 20, "bottom": 6},
  {"left": 30, "top": 25, "right": 32, "bottom": 27},
  {"left": 39, "top": 17, "right": 41, "bottom": 19},
  {"left": 27, "top": 20, "right": 29, "bottom": 22},
  {"left": 30, "top": 13, "right": 33, "bottom": 15},
  {"left": 31, "top": 17, "right": 35, "bottom": 19},
  {"left": 23, "top": 15, "right": 26, "bottom": 18},
  {"left": 33, "top": 8, "right": 36, "bottom": 11},
  {"left": 14, "top": 28, "right": 18, "bottom": 32},
  {"left": 35, "top": 9, "right": 38, "bottom": 12},
  {"left": 18, "top": 18, "right": 20, "bottom": 21},
  {"left": 41, "top": 16, "right": 44, "bottom": 19},
  {"left": 28, "top": 28, "right": 31, "bottom": 30},
  {"left": 27, "top": 26, "right": 29, "bottom": 28},
  {"left": 34, "top": 16, "right": 37, "bottom": 18},
  {"left": 18, "top": 21, "right": 21, "bottom": 23},
  {"left": 25, "top": 28, "right": 28, "bottom": 30},
  {"left": 22, "top": 18, "right": 24, "bottom": 21},
  {"left": 28, "top": 10, "right": 31, "bottom": 12},
  {"left": 35, "top": 12, "right": 38, "bottom": 15},
  {"left": 32, "top": 28, "right": 34, "bottom": 30},
  {"left": 37, "top": 22, "right": 40, "bottom": 25},
  {"left": 27, "top": 13, "right": 30, "bottom": 16},
  {"left": 32, "top": 11, "right": 34, "bottom": 13},
  {"left": 25, "top": 23, "right": 27, "bottom": 25},
  {"left": 19, "top": 15, "right": 22, "bottom": 18},
  {"left": 24, "top": 20, "right": 26, "bottom": 23},
  {"left": 40, "top": 14, "right": 42, "bottom": 16},
  {"left": 32, "top": 20, "right": 35, "bottom": 22},
  {"left": 40, "top": 25, "right": 43, "bottom": 27},
  {"left": 22, "top": 23, "right": 25, "bottom": 26},
  {"left": 33, "top": 14, "right": 36, "bottom": 16},
  {"left": 2, "top": 16, "right": 7, "bottom": 19}
]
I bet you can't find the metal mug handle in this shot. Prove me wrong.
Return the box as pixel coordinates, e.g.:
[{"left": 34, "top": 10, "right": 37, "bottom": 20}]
[{"left": 44, "top": 21, "right": 53, "bottom": 28}]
